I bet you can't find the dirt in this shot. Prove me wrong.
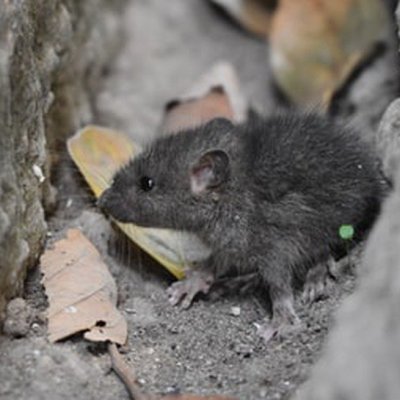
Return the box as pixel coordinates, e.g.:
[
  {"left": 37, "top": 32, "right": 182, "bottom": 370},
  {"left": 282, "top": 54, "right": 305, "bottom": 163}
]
[{"left": 0, "top": 1, "right": 398, "bottom": 400}]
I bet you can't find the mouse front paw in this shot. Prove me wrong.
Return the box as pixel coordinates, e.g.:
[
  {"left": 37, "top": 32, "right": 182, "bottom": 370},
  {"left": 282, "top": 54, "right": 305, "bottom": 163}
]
[{"left": 166, "top": 269, "right": 214, "bottom": 309}]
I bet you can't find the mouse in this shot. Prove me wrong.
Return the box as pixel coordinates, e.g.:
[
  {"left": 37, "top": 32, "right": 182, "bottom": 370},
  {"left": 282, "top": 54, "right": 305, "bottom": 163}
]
[{"left": 98, "top": 113, "right": 386, "bottom": 342}]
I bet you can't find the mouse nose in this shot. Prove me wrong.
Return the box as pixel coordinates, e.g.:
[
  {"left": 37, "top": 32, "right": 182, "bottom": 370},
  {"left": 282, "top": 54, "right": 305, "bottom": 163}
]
[{"left": 97, "top": 188, "right": 111, "bottom": 212}]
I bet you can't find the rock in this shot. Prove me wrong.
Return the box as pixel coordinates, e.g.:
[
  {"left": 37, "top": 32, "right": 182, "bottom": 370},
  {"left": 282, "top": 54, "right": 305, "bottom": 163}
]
[
  {"left": 3, "top": 298, "right": 33, "bottom": 338},
  {"left": 293, "top": 8, "right": 400, "bottom": 393},
  {"left": 294, "top": 161, "right": 400, "bottom": 400},
  {"left": 292, "top": 5, "right": 400, "bottom": 397},
  {"left": 0, "top": 0, "right": 128, "bottom": 320},
  {"left": 0, "top": 337, "right": 125, "bottom": 400},
  {"left": 377, "top": 98, "right": 400, "bottom": 181}
]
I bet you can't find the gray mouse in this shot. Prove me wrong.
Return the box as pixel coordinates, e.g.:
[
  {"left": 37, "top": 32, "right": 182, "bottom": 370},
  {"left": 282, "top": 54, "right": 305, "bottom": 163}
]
[{"left": 98, "top": 114, "right": 386, "bottom": 341}]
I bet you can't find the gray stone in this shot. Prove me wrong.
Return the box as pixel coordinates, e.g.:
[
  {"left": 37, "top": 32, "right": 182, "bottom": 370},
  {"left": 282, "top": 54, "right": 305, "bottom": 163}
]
[
  {"left": 294, "top": 164, "right": 400, "bottom": 400},
  {"left": 0, "top": 337, "right": 126, "bottom": 400},
  {"left": 377, "top": 98, "right": 400, "bottom": 181},
  {"left": 3, "top": 297, "right": 33, "bottom": 338},
  {"left": 292, "top": 5, "right": 400, "bottom": 397},
  {"left": 0, "top": 0, "right": 127, "bottom": 319}
]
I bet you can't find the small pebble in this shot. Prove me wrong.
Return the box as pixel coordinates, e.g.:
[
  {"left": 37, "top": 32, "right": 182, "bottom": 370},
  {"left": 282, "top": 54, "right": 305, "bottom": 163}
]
[
  {"left": 230, "top": 306, "right": 241, "bottom": 316},
  {"left": 31, "top": 322, "right": 40, "bottom": 332},
  {"left": 32, "top": 164, "right": 45, "bottom": 183}
]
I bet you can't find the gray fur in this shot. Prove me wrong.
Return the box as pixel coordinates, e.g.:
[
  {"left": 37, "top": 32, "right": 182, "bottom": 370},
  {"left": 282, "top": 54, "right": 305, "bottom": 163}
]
[{"left": 99, "top": 113, "right": 385, "bottom": 322}]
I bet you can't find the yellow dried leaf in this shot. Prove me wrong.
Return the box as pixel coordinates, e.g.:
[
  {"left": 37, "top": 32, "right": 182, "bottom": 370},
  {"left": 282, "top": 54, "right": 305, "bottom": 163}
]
[
  {"left": 41, "top": 228, "right": 127, "bottom": 344},
  {"left": 67, "top": 125, "right": 136, "bottom": 198},
  {"left": 269, "top": 0, "right": 390, "bottom": 108}
]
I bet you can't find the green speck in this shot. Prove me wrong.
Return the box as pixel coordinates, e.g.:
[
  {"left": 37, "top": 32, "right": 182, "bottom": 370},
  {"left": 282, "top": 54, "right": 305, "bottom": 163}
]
[{"left": 339, "top": 224, "right": 354, "bottom": 240}]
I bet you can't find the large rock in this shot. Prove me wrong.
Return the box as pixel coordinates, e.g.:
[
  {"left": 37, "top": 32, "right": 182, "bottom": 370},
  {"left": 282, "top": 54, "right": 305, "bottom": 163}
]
[
  {"left": 292, "top": 4, "right": 400, "bottom": 398},
  {"left": 293, "top": 57, "right": 400, "bottom": 400},
  {"left": 0, "top": 0, "right": 127, "bottom": 320},
  {"left": 293, "top": 148, "right": 400, "bottom": 400},
  {"left": 376, "top": 98, "right": 400, "bottom": 181}
]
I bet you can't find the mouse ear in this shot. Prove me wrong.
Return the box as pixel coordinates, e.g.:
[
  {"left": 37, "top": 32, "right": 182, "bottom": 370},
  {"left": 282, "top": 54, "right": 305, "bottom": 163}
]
[
  {"left": 204, "top": 117, "right": 234, "bottom": 132},
  {"left": 190, "top": 150, "right": 230, "bottom": 195}
]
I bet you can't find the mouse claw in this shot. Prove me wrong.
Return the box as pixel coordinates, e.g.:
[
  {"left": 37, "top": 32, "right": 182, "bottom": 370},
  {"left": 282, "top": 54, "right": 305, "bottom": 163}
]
[
  {"left": 254, "top": 322, "right": 279, "bottom": 343},
  {"left": 166, "top": 269, "right": 214, "bottom": 309},
  {"left": 166, "top": 282, "right": 187, "bottom": 307},
  {"left": 255, "top": 314, "right": 301, "bottom": 344},
  {"left": 256, "top": 295, "right": 301, "bottom": 344}
]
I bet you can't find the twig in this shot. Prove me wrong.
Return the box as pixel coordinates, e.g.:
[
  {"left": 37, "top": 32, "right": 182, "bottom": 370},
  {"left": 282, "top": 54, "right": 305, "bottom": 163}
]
[{"left": 108, "top": 342, "right": 150, "bottom": 400}]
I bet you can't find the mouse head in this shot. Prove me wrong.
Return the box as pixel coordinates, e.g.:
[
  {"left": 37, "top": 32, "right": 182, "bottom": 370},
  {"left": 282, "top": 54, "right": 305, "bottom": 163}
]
[{"left": 98, "top": 118, "right": 234, "bottom": 230}]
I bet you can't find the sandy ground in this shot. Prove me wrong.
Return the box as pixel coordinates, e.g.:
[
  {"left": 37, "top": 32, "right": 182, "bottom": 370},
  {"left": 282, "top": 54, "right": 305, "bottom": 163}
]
[{"left": 0, "top": 1, "right": 398, "bottom": 399}]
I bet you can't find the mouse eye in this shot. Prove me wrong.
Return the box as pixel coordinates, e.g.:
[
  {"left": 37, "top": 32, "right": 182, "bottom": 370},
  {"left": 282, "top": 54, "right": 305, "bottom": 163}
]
[{"left": 140, "top": 176, "right": 154, "bottom": 192}]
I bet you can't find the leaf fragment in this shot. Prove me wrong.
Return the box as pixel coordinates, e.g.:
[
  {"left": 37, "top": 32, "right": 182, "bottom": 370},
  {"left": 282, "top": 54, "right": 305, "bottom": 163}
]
[
  {"left": 41, "top": 228, "right": 127, "bottom": 344},
  {"left": 162, "top": 62, "right": 248, "bottom": 133}
]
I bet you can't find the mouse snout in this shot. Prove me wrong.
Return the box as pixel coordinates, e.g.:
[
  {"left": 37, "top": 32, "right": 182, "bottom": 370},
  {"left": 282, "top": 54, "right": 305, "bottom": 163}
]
[
  {"left": 97, "top": 187, "right": 134, "bottom": 223},
  {"left": 97, "top": 188, "right": 113, "bottom": 213}
]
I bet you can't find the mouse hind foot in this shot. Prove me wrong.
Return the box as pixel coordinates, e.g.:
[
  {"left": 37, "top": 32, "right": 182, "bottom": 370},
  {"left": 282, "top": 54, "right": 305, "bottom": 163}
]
[{"left": 256, "top": 294, "right": 301, "bottom": 343}]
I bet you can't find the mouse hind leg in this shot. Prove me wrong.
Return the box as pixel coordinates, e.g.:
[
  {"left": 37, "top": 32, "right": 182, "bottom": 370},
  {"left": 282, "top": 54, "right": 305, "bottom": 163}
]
[
  {"left": 251, "top": 246, "right": 302, "bottom": 343},
  {"left": 256, "top": 278, "right": 301, "bottom": 343}
]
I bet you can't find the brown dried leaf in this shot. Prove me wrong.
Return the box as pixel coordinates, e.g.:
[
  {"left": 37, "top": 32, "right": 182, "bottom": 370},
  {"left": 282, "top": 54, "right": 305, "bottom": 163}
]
[
  {"left": 41, "top": 228, "right": 127, "bottom": 344},
  {"left": 210, "top": 0, "right": 276, "bottom": 37},
  {"left": 269, "top": 0, "right": 390, "bottom": 108},
  {"left": 162, "top": 62, "right": 248, "bottom": 133}
]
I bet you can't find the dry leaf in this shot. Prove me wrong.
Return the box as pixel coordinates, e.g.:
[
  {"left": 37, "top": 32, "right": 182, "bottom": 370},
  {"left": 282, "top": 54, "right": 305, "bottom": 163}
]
[
  {"left": 162, "top": 62, "right": 248, "bottom": 133},
  {"left": 41, "top": 228, "right": 127, "bottom": 344},
  {"left": 210, "top": 0, "right": 276, "bottom": 37},
  {"left": 269, "top": 0, "right": 390, "bottom": 108},
  {"left": 67, "top": 126, "right": 211, "bottom": 280},
  {"left": 67, "top": 125, "right": 136, "bottom": 198}
]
